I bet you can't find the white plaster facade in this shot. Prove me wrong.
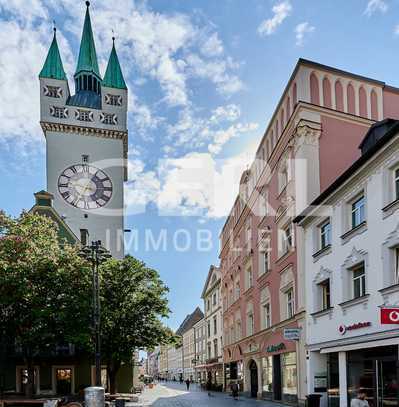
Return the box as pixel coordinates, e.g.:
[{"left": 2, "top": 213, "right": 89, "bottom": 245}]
[{"left": 297, "top": 125, "right": 399, "bottom": 407}]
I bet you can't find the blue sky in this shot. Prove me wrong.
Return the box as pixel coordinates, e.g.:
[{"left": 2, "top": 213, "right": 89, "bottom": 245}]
[{"left": 1, "top": 0, "right": 399, "bottom": 330}]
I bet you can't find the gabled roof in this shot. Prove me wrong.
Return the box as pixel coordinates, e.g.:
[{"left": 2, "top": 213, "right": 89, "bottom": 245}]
[
  {"left": 103, "top": 39, "right": 127, "bottom": 90},
  {"left": 175, "top": 307, "right": 204, "bottom": 336},
  {"left": 39, "top": 29, "right": 67, "bottom": 81},
  {"left": 201, "top": 265, "right": 220, "bottom": 299},
  {"left": 30, "top": 191, "right": 79, "bottom": 245},
  {"left": 75, "top": 2, "right": 100, "bottom": 79}
]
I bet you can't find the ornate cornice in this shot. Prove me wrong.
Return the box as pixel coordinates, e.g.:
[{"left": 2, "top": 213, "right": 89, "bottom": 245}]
[
  {"left": 293, "top": 119, "right": 322, "bottom": 154},
  {"left": 40, "top": 121, "right": 129, "bottom": 181}
]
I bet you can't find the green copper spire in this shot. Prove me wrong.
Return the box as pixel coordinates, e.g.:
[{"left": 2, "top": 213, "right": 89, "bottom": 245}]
[
  {"left": 75, "top": 1, "right": 100, "bottom": 78},
  {"left": 39, "top": 28, "right": 67, "bottom": 80},
  {"left": 102, "top": 38, "right": 127, "bottom": 90}
]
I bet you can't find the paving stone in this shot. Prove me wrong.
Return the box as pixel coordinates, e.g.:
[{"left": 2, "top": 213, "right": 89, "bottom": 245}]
[{"left": 129, "top": 383, "right": 287, "bottom": 407}]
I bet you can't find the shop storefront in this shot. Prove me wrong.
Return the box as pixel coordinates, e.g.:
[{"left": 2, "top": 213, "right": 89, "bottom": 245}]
[
  {"left": 261, "top": 349, "right": 298, "bottom": 404},
  {"left": 224, "top": 360, "right": 244, "bottom": 391},
  {"left": 326, "top": 345, "right": 399, "bottom": 407}
]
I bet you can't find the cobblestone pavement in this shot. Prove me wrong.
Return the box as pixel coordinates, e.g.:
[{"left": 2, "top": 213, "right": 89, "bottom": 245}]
[{"left": 130, "top": 382, "right": 286, "bottom": 407}]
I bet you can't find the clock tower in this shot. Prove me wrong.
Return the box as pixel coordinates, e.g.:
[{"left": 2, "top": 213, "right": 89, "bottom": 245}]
[{"left": 39, "top": 2, "right": 128, "bottom": 258}]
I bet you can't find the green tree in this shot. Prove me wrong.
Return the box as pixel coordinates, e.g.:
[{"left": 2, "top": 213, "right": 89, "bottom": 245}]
[
  {"left": 100, "top": 256, "right": 172, "bottom": 393},
  {"left": 0, "top": 211, "right": 92, "bottom": 397}
]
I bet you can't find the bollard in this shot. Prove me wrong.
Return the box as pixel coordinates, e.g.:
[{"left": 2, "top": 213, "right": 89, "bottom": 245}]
[{"left": 85, "top": 387, "right": 105, "bottom": 407}]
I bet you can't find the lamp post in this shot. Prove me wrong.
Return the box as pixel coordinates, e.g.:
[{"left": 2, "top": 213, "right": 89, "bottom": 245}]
[{"left": 80, "top": 240, "right": 112, "bottom": 387}]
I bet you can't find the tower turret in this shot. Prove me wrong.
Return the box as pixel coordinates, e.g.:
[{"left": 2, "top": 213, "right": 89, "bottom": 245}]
[
  {"left": 74, "top": 1, "right": 101, "bottom": 94},
  {"left": 39, "top": 27, "right": 70, "bottom": 125}
]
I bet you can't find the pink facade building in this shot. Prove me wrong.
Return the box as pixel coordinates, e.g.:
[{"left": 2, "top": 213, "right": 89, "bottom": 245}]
[{"left": 219, "top": 59, "right": 399, "bottom": 405}]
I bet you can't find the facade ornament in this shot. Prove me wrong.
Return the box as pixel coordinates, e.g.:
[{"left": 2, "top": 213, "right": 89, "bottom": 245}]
[{"left": 293, "top": 120, "right": 322, "bottom": 154}]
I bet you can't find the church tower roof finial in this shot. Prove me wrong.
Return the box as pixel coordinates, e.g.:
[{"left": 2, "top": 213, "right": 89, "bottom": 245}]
[
  {"left": 102, "top": 36, "right": 127, "bottom": 90},
  {"left": 75, "top": 0, "right": 100, "bottom": 79},
  {"left": 39, "top": 25, "right": 67, "bottom": 81}
]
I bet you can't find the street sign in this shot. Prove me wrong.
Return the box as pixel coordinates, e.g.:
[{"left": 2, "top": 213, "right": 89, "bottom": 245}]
[
  {"left": 283, "top": 328, "right": 301, "bottom": 341},
  {"left": 381, "top": 307, "right": 399, "bottom": 324}
]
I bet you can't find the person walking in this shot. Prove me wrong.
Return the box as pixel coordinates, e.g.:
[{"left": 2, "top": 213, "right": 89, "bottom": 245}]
[
  {"left": 185, "top": 379, "right": 190, "bottom": 391},
  {"left": 351, "top": 390, "right": 369, "bottom": 407},
  {"left": 230, "top": 381, "right": 239, "bottom": 400}
]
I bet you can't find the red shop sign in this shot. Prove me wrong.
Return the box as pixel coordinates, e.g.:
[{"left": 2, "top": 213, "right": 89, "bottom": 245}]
[{"left": 381, "top": 307, "right": 399, "bottom": 324}]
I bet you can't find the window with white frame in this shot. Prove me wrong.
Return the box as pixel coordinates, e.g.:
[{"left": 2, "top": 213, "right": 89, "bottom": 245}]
[
  {"left": 246, "top": 265, "right": 253, "bottom": 290},
  {"left": 235, "top": 280, "right": 240, "bottom": 300},
  {"left": 395, "top": 247, "right": 399, "bottom": 284},
  {"left": 351, "top": 195, "right": 365, "bottom": 228},
  {"left": 263, "top": 302, "right": 271, "bottom": 329},
  {"left": 352, "top": 262, "right": 366, "bottom": 299},
  {"left": 236, "top": 320, "right": 241, "bottom": 341},
  {"left": 286, "top": 288, "right": 294, "bottom": 319},
  {"left": 318, "top": 279, "right": 331, "bottom": 310},
  {"left": 278, "top": 159, "right": 289, "bottom": 193},
  {"left": 213, "top": 292, "right": 217, "bottom": 305},
  {"left": 213, "top": 316, "right": 217, "bottom": 335},
  {"left": 247, "top": 312, "right": 254, "bottom": 336},
  {"left": 320, "top": 220, "right": 331, "bottom": 250},
  {"left": 394, "top": 167, "right": 399, "bottom": 201},
  {"left": 260, "top": 188, "right": 268, "bottom": 217},
  {"left": 281, "top": 223, "right": 293, "bottom": 255}
]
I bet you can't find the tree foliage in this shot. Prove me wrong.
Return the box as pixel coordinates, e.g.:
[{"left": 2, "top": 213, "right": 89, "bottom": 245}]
[
  {"left": 99, "top": 256, "right": 172, "bottom": 392},
  {"left": 0, "top": 211, "right": 92, "bottom": 396}
]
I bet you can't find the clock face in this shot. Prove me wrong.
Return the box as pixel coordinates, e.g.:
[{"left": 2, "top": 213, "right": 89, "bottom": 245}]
[{"left": 58, "top": 164, "right": 113, "bottom": 210}]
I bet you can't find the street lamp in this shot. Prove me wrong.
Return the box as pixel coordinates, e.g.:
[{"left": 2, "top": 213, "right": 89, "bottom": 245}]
[{"left": 79, "top": 240, "right": 112, "bottom": 387}]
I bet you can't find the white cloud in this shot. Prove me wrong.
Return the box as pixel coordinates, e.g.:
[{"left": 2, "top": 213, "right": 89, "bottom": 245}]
[
  {"left": 208, "top": 122, "right": 259, "bottom": 155},
  {"left": 201, "top": 33, "right": 224, "bottom": 57},
  {"left": 258, "top": 1, "right": 292, "bottom": 36},
  {"left": 364, "top": 0, "right": 388, "bottom": 16},
  {"left": 124, "top": 140, "right": 260, "bottom": 218},
  {"left": 0, "top": 0, "right": 244, "bottom": 150},
  {"left": 167, "top": 104, "right": 258, "bottom": 154},
  {"left": 295, "top": 22, "right": 315, "bottom": 46}
]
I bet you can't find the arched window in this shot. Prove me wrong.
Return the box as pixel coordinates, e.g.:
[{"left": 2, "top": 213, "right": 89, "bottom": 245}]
[
  {"left": 310, "top": 73, "right": 320, "bottom": 105},
  {"left": 280, "top": 109, "right": 285, "bottom": 131},
  {"left": 323, "top": 77, "right": 332, "bottom": 108},
  {"left": 347, "top": 83, "right": 356, "bottom": 115},
  {"left": 335, "top": 81, "right": 344, "bottom": 112},
  {"left": 275, "top": 120, "right": 279, "bottom": 139},
  {"left": 371, "top": 89, "right": 378, "bottom": 120},
  {"left": 286, "top": 97, "right": 291, "bottom": 121},
  {"left": 293, "top": 82, "right": 297, "bottom": 105},
  {"left": 359, "top": 87, "right": 367, "bottom": 117}
]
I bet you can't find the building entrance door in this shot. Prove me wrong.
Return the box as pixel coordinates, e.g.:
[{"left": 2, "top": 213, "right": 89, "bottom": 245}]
[
  {"left": 347, "top": 346, "right": 398, "bottom": 407},
  {"left": 55, "top": 368, "right": 72, "bottom": 395},
  {"left": 249, "top": 360, "right": 258, "bottom": 398},
  {"left": 376, "top": 359, "right": 398, "bottom": 407}
]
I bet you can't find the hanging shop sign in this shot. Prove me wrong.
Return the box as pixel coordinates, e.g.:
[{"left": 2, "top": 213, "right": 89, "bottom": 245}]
[
  {"left": 266, "top": 342, "right": 286, "bottom": 353},
  {"left": 338, "top": 321, "right": 371, "bottom": 335},
  {"left": 284, "top": 328, "right": 302, "bottom": 341},
  {"left": 381, "top": 307, "right": 399, "bottom": 324}
]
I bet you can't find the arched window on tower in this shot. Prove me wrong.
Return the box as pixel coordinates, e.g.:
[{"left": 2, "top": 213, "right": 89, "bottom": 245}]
[
  {"left": 359, "top": 86, "right": 368, "bottom": 118},
  {"left": 323, "top": 77, "right": 332, "bottom": 108},
  {"left": 292, "top": 82, "right": 297, "bottom": 106},
  {"left": 371, "top": 89, "right": 378, "bottom": 120},
  {"left": 347, "top": 83, "right": 356, "bottom": 115},
  {"left": 335, "top": 80, "right": 344, "bottom": 112},
  {"left": 310, "top": 73, "right": 320, "bottom": 105}
]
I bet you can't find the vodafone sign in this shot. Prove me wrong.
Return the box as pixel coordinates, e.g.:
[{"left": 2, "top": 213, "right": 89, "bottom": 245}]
[{"left": 381, "top": 307, "right": 399, "bottom": 324}]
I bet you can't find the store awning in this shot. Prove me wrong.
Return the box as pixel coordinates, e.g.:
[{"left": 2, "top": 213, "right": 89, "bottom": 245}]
[{"left": 320, "top": 337, "right": 399, "bottom": 354}]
